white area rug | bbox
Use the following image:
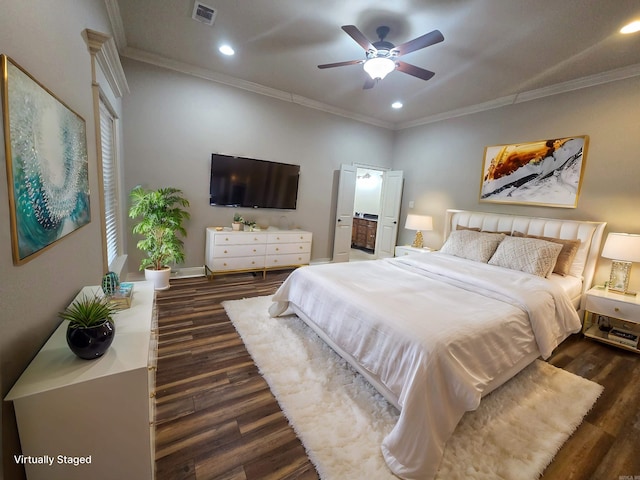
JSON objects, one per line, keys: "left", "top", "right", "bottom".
{"left": 222, "top": 295, "right": 603, "bottom": 480}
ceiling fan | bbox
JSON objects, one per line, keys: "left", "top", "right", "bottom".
{"left": 318, "top": 25, "right": 444, "bottom": 89}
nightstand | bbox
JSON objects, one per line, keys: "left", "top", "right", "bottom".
{"left": 394, "top": 245, "right": 432, "bottom": 257}
{"left": 583, "top": 287, "right": 640, "bottom": 353}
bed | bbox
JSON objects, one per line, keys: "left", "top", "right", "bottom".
{"left": 269, "top": 209, "right": 606, "bottom": 480}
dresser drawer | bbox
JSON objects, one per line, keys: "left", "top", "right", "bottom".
{"left": 214, "top": 233, "right": 267, "bottom": 246}
{"left": 267, "top": 232, "right": 312, "bottom": 244}
{"left": 213, "top": 244, "right": 267, "bottom": 257}
{"left": 265, "top": 252, "right": 310, "bottom": 268}
{"left": 211, "top": 256, "right": 265, "bottom": 271}
{"left": 266, "top": 242, "right": 311, "bottom": 255}
{"left": 585, "top": 295, "right": 640, "bottom": 322}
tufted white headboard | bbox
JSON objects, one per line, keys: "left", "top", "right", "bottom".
{"left": 445, "top": 209, "right": 607, "bottom": 311}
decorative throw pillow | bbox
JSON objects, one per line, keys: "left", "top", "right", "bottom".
{"left": 440, "top": 230, "right": 505, "bottom": 263}
{"left": 488, "top": 236, "right": 563, "bottom": 277}
{"left": 513, "top": 232, "right": 580, "bottom": 276}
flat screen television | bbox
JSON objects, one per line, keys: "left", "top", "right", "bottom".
{"left": 209, "top": 154, "right": 300, "bottom": 209}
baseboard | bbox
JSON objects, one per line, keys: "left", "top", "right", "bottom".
{"left": 171, "top": 266, "right": 206, "bottom": 278}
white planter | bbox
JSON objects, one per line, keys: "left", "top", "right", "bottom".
{"left": 144, "top": 266, "right": 172, "bottom": 290}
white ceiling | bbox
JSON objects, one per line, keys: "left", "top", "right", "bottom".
{"left": 109, "top": 0, "right": 640, "bottom": 129}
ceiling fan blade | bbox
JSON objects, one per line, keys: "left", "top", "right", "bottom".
{"left": 363, "top": 77, "right": 377, "bottom": 89}
{"left": 342, "top": 25, "right": 375, "bottom": 51}
{"left": 395, "top": 29, "right": 444, "bottom": 56}
{"left": 396, "top": 61, "right": 436, "bottom": 81}
{"left": 317, "top": 60, "right": 364, "bottom": 69}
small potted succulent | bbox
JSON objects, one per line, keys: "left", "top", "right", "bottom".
{"left": 59, "top": 294, "right": 119, "bottom": 360}
{"left": 232, "top": 213, "right": 244, "bottom": 231}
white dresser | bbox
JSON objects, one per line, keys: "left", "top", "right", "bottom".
{"left": 205, "top": 228, "right": 312, "bottom": 277}
{"left": 4, "top": 282, "right": 157, "bottom": 480}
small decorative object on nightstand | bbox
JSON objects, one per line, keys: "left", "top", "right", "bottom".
{"left": 395, "top": 245, "right": 432, "bottom": 257}
{"left": 582, "top": 286, "right": 640, "bottom": 353}
{"left": 404, "top": 214, "right": 433, "bottom": 248}
{"left": 600, "top": 232, "right": 640, "bottom": 294}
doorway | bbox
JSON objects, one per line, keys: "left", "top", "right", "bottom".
{"left": 331, "top": 164, "right": 403, "bottom": 263}
{"left": 351, "top": 167, "right": 384, "bottom": 261}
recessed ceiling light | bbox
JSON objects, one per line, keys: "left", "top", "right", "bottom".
{"left": 620, "top": 20, "right": 640, "bottom": 34}
{"left": 391, "top": 101, "right": 403, "bottom": 109}
{"left": 219, "top": 45, "right": 235, "bottom": 56}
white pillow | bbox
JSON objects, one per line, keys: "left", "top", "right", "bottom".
{"left": 440, "top": 230, "right": 505, "bottom": 263}
{"left": 488, "top": 236, "right": 563, "bottom": 277}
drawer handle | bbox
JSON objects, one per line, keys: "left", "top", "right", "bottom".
{"left": 253, "top": 249, "right": 256, "bottom": 252}
{"left": 254, "top": 237, "right": 258, "bottom": 241}
{"left": 225, "top": 237, "right": 229, "bottom": 241}
{"left": 274, "top": 259, "right": 278, "bottom": 263}
{"left": 224, "top": 250, "right": 228, "bottom": 254}
{"left": 277, "top": 237, "right": 280, "bottom": 240}
{"left": 223, "top": 262, "right": 227, "bottom": 266}
{"left": 276, "top": 247, "right": 279, "bottom": 251}
{"left": 614, "top": 307, "right": 620, "bottom": 312}
{"left": 251, "top": 261, "right": 255, "bottom": 265}
{"left": 299, "top": 246, "right": 303, "bottom": 249}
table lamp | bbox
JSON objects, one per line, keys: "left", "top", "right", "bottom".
{"left": 601, "top": 232, "right": 640, "bottom": 294}
{"left": 405, "top": 214, "right": 433, "bottom": 249}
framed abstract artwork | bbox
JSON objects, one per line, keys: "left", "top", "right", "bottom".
{"left": 1, "top": 55, "right": 90, "bottom": 265}
{"left": 479, "top": 135, "right": 588, "bottom": 208}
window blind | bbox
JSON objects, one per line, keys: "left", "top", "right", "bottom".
{"left": 99, "top": 99, "right": 119, "bottom": 267}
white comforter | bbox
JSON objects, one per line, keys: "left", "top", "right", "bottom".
{"left": 269, "top": 253, "right": 581, "bottom": 480}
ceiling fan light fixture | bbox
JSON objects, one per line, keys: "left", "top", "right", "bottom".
{"left": 363, "top": 57, "right": 396, "bottom": 80}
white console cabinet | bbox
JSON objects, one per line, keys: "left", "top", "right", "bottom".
{"left": 205, "top": 227, "right": 312, "bottom": 277}
{"left": 5, "top": 282, "right": 157, "bottom": 480}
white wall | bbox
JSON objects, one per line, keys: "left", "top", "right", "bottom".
{"left": 393, "top": 75, "right": 640, "bottom": 289}
{"left": 120, "top": 59, "right": 395, "bottom": 270}
{"left": 0, "top": 1, "right": 116, "bottom": 479}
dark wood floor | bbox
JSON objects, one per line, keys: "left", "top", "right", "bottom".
{"left": 154, "top": 272, "right": 640, "bottom": 480}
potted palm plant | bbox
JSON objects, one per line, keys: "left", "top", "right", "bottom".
{"left": 129, "top": 186, "right": 190, "bottom": 290}
{"left": 60, "top": 294, "right": 119, "bottom": 360}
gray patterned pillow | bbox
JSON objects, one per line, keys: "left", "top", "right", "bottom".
{"left": 488, "top": 236, "right": 563, "bottom": 277}
{"left": 440, "top": 230, "right": 506, "bottom": 263}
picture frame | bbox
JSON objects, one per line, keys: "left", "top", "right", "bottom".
{"left": 479, "top": 135, "right": 588, "bottom": 208}
{"left": 1, "top": 55, "right": 90, "bottom": 265}
{"left": 608, "top": 261, "right": 631, "bottom": 294}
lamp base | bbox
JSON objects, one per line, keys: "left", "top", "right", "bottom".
{"left": 411, "top": 231, "right": 424, "bottom": 249}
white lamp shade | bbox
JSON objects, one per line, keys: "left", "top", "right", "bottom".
{"left": 601, "top": 232, "right": 640, "bottom": 263}
{"left": 405, "top": 214, "right": 433, "bottom": 231}
{"left": 363, "top": 57, "right": 396, "bottom": 80}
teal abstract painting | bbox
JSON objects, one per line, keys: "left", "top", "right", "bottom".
{"left": 2, "top": 55, "right": 90, "bottom": 264}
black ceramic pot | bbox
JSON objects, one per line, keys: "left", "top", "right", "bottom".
{"left": 66, "top": 319, "right": 115, "bottom": 360}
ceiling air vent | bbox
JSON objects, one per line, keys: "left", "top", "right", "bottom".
{"left": 192, "top": 1, "right": 217, "bottom": 26}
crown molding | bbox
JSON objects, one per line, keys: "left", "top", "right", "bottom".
{"left": 104, "top": 0, "right": 127, "bottom": 51}
{"left": 84, "top": 29, "right": 129, "bottom": 97}
{"left": 397, "top": 62, "right": 640, "bottom": 130}
{"left": 120, "top": 47, "right": 394, "bottom": 130}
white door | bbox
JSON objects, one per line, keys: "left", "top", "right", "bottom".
{"left": 332, "top": 164, "right": 357, "bottom": 262}
{"left": 375, "top": 170, "right": 404, "bottom": 258}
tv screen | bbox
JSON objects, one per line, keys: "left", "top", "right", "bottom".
{"left": 209, "top": 154, "right": 300, "bottom": 209}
